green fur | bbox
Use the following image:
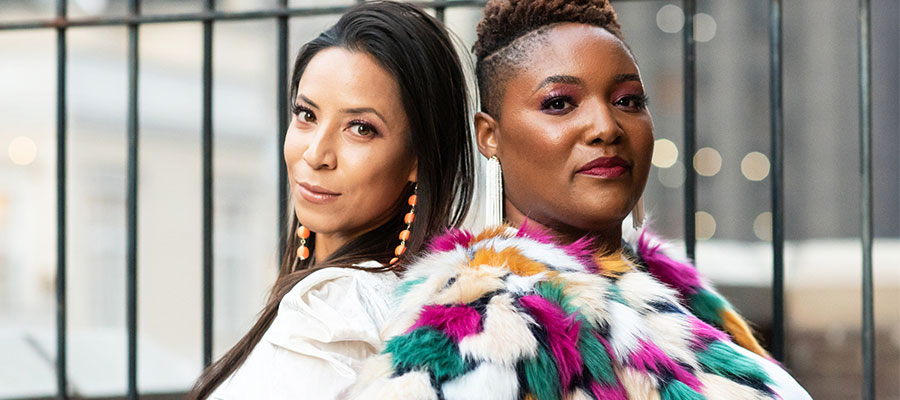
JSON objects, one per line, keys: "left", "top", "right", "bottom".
{"left": 607, "top": 284, "right": 628, "bottom": 305}
{"left": 384, "top": 327, "right": 466, "bottom": 381}
{"left": 578, "top": 326, "right": 616, "bottom": 385}
{"left": 535, "top": 280, "right": 577, "bottom": 314}
{"left": 697, "top": 341, "right": 770, "bottom": 383}
{"left": 661, "top": 380, "right": 706, "bottom": 400}
{"left": 522, "top": 344, "right": 562, "bottom": 400}
{"left": 394, "top": 276, "right": 427, "bottom": 299}
{"left": 688, "top": 289, "right": 729, "bottom": 326}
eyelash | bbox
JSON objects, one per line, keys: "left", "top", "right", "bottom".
{"left": 615, "top": 94, "right": 650, "bottom": 110}
{"left": 292, "top": 104, "right": 316, "bottom": 122}
{"left": 349, "top": 120, "right": 380, "bottom": 137}
{"left": 540, "top": 95, "right": 576, "bottom": 112}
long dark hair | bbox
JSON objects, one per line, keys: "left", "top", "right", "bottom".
{"left": 189, "top": 2, "right": 473, "bottom": 398}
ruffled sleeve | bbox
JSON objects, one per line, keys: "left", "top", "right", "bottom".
{"left": 211, "top": 264, "right": 398, "bottom": 400}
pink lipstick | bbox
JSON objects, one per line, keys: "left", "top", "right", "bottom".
{"left": 297, "top": 182, "right": 341, "bottom": 204}
{"left": 577, "top": 156, "right": 630, "bottom": 178}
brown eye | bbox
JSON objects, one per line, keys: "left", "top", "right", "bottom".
{"left": 540, "top": 95, "right": 576, "bottom": 114}
{"left": 301, "top": 110, "right": 316, "bottom": 123}
{"left": 350, "top": 122, "right": 378, "bottom": 137}
{"left": 548, "top": 99, "right": 568, "bottom": 110}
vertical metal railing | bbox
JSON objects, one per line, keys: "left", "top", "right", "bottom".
{"left": 0, "top": 0, "right": 881, "bottom": 398}
{"left": 277, "top": 0, "right": 290, "bottom": 262}
{"left": 857, "top": 0, "right": 875, "bottom": 399}
{"left": 682, "top": 0, "right": 696, "bottom": 262}
{"left": 125, "top": 1, "right": 141, "bottom": 399}
{"left": 769, "top": 0, "right": 785, "bottom": 362}
{"left": 201, "top": 0, "right": 216, "bottom": 368}
{"left": 54, "top": 0, "right": 68, "bottom": 398}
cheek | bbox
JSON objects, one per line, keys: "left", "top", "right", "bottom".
{"left": 346, "top": 147, "right": 413, "bottom": 197}
{"left": 283, "top": 128, "right": 306, "bottom": 165}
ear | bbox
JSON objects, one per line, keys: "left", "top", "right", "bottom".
{"left": 407, "top": 158, "right": 418, "bottom": 183}
{"left": 474, "top": 111, "right": 500, "bottom": 158}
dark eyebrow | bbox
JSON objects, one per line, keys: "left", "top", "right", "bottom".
{"left": 533, "top": 75, "right": 584, "bottom": 94}
{"left": 298, "top": 94, "right": 318, "bottom": 109}
{"left": 614, "top": 73, "right": 642, "bottom": 83}
{"left": 340, "top": 107, "right": 388, "bottom": 124}
{"left": 298, "top": 94, "right": 387, "bottom": 124}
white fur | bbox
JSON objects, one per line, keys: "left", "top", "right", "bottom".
{"left": 344, "top": 357, "right": 438, "bottom": 400}
{"left": 616, "top": 271, "right": 679, "bottom": 314}
{"left": 699, "top": 372, "right": 771, "bottom": 400}
{"left": 504, "top": 271, "right": 547, "bottom": 295}
{"left": 607, "top": 301, "right": 649, "bottom": 362}
{"left": 642, "top": 311, "right": 699, "bottom": 369}
{"left": 441, "top": 363, "right": 519, "bottom": 400}
{"left": 458, "top": 293, "right": 538, "bottom": 366}
{"left": 470, "top": 236, "right": 587, "bottom": 273}
{"left": 617, "top": 366, "right": 662, "bottom": 400}
{"left": 567, "top": 388, "right": 594, "bottom": 400}
{"left": 556, "top": 272, "right": 612, "bottom": 328}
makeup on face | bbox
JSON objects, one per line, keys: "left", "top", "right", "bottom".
{"left": 487, "top": 23, "right": 655, "bottom": 240}
{"left": 283, "top": 47, "right": 415, "bottom": 246}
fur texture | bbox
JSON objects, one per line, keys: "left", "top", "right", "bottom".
{"left": 347, "top": 226, "right": 780, "bottom": 399}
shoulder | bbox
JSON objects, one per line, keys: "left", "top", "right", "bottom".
{"left": 269, "top": 263, "right": 400, "bottom": 349}
{"left": 347, "top": 226, "right": 798, "bottom": 399}
{"left": 726, "top": 342, "right": 813, "bottom": 400}
{"left": 211, "top": 263, "right": 400, "bottom": 400}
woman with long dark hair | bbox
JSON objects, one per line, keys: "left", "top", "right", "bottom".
{"left": 346, "top": 0, "right": 810, "bottom": 399}
{"left": 190, "top": 2, "right": 473, "bottom": 398}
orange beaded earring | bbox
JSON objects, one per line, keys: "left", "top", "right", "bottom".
{"left": 390, "top": 185, "right": 417, "bottom": 265}
{"left": 296, "top": 225, "right": 311, "bottom": 260}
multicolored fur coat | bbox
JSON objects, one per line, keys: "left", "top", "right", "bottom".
{"left": 344, "top": 224, "right": 784, "bottom": 400}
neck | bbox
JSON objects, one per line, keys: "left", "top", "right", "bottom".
{"left": 504, "top": 200, "right": 623, "bottom": 254}
{"left": 313, "top": 232, "right": 350, "bottom": 261}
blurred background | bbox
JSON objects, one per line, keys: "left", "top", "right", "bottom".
{"left": 0, "top": 0, "right": 897, "bottom": 399}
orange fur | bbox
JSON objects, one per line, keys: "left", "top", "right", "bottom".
{"left": 471, "top": 247, "right": 547, "bottom": 276}
{"left": 594, "top": 251, "right": 634, "bottom": 277}
{"left": 720, "top": 308, "right": 770, "bottom": 358}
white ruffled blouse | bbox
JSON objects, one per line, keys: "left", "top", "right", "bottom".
{"left": 209, "top": 262, "right": 399, "bottom": 400}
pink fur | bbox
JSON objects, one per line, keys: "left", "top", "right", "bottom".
{"left": 630, "top": 340, "right": 704, "bottom": 392}
{"left": 519, "top": 294, "right": 583, "bottom": 389}
{"left": 590, "top": 381, "right": 628, "bottom": 400}
{"left": 561, "top": 236, "right": 598, "bottom": 273}
{"left": 515, "top": 220, "right": 557, "bottom": 245}
{"left": 597, "top": 334, "right": 617, "bottom": 363}
{"left": 427, "top": 228, "right": 474, "bottom": 253}
{"left": 409, "top": 304, "right": 482, "bottom": 342}
{"left": 637, "top": 230, "right": 701, "bottom": 295}
{"left": 690, "top": 317, "right": 728, "bottom": 347}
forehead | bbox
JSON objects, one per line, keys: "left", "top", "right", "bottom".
{"left": 298, "top": 47, "right": 402, "bottom": 103}
{"left": 512, "top": 23, "right": 638, "bottom": 86}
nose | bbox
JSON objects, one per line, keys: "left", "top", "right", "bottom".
{"left": 584, "top": 102, "right": 624, "bottom": 146}
{"left": 302, "top": 125, "right": 338, "bottom": 170}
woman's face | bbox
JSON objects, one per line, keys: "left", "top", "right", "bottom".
{"left": 285, "top": 47, "right": 416, "bottom": 244}
{"left": 478, "top": 23, "right": 654, "bottom": 236}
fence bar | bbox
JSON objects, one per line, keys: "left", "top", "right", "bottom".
{"left": 0, "top": 1, "right": 488, "bottom": 31}
{"left": 858, "top": 0, "right": 875, "bottom": 398}
{"left": 202, "top": 0, "right": 215, "bottom": 368}
{"left": 126, "top": 0, "right": 141, "bottom": 398}
{"left": 277, "top": 0, "right": 289, "bottom": 261}
{"left": 55, "top": 0, "right": 68, "bottom": 398}
{"left": 682, "top": 0, "right": 696, "bottom": 261}
{"left": 768, "top": 0, "right": 785, "bottom": 362}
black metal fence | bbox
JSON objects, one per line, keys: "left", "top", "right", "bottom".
{"left": 0, "top": 0, "right": 877, "bottom": 399}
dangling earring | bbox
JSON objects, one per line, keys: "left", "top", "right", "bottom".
{"left": 632, "top": 197, "right": 645, "bottom": 229}
{"left": 296, "top": 225, "right": 311, "bottom": 260}
{"left": 390, "top": 184, "right": 417, "bottom": 265}
{"left": 485, "top": 155, "right": 504, "bottom": 226}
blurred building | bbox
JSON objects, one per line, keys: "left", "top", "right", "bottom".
{"left": 0, "top": 0, "right": 897, "bottom": 398}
